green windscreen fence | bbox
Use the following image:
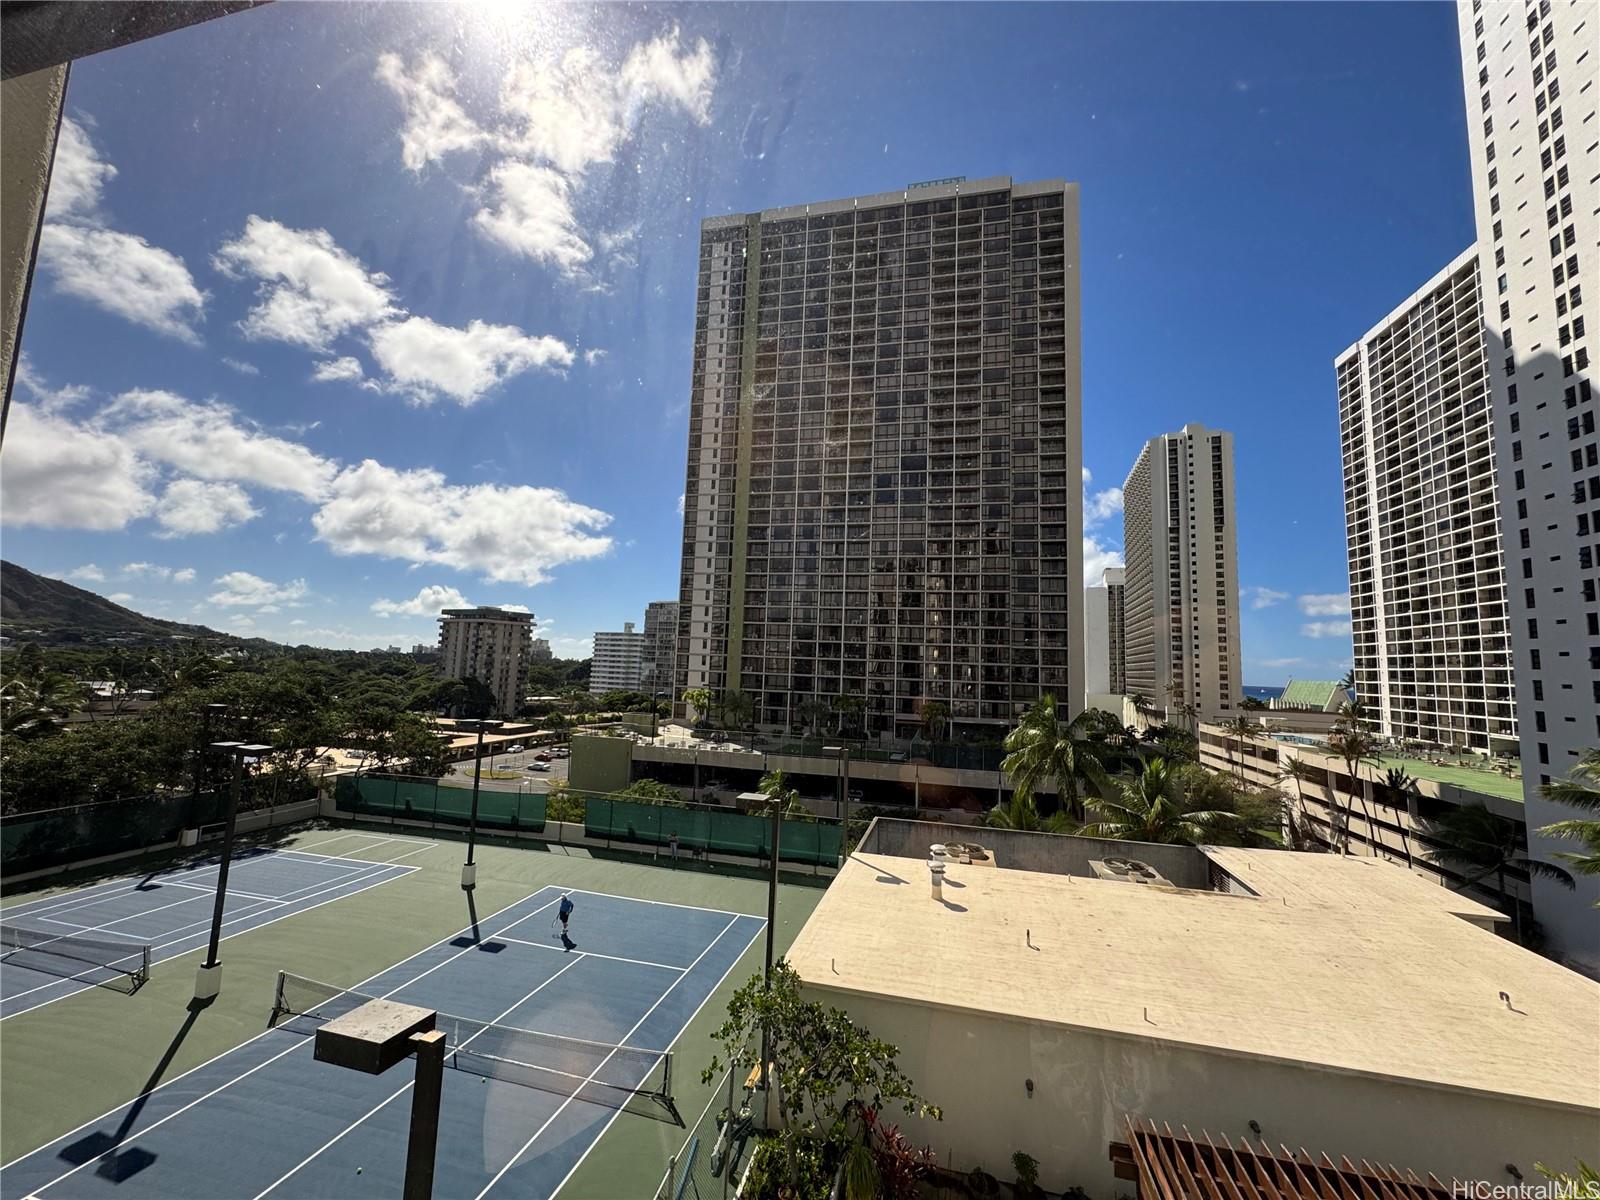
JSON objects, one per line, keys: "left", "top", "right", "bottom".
{"left": 583, "top": 797, "right": 840, "bottom": 866}
{"left": 3, "top": 790, "right": 235, "bottom": 876}
{"left": 333, "top": 776, "right": 546, "bottom": 834}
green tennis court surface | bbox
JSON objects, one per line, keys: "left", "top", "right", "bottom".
{"left": 0, "top": 823, "right": 823, "bottom": 1199}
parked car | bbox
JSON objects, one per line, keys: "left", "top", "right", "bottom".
{"left": 528, "top": 761, "right": 550, "bottom": 772}
{"left": 506, "top": 743, "right": 525, "bottom": 754}
{"left": 552, "top": 747, "right": 570, "bottom": 758}
{"left": 535, "top": 751, "right": 551, "bottom": 762}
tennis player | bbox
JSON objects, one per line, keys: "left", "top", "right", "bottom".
{"left": 558, "top": 893, "right": 574, "bottom": 933}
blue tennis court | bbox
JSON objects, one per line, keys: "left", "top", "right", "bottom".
{"left": 1, "top": 833, "right": 433, "bottom": 1020}
{"left": 0, "top": 885, "right": 765, "bottom": 1199}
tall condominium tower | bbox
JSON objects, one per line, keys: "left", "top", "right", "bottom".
{"left": 641, "top": 600, "right": 679, "bottom": 693}
{"left": 1121, "top": 423, "right": 1241, "bottom": 719}
{"left": 437, "top": 607, "right": 533, "bottom": 717}
{"left": 1336, "top": 249, "right": 1517, "bottom": 754}
{"left": 1455, "top": 0, "right": 1599, "bottom": 969}
{"left": 1104, "top": 566, "right": 1127, "bottom": 695}
{"left": 590, "top": 622, "right": 645, "bottom": 695}
{"left": 673, "top": 176, "right": 1083, "bottom": 736}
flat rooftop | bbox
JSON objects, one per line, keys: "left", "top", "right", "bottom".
{"left": 787, "top": 848, "right": 1599, "bottom": 1114}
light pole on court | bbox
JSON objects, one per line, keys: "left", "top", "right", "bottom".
{"left": 195, "top": 740, "right": 272, "bottom": 1001}
{"left": 824, "top": 743, "right": 852, "bottom": 864}
{"left": 456, "top": 719, "right": 501, "bottom": 890}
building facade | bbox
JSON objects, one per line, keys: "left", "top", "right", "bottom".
{"left": 641, "top": 600, "right": 678, "bottom": 694}
{"left": 1120, "top": 423, "right": 1241, "bottom": 719}
{"left": 436, "top": 607, "right": 533, "bottom": 718}
{"left": 528, "top": 638, "right": 553, "bottom": 662}
{"left": 1336, "top": 248, "right": 1517, "bottom": 754}
{"left": 1083, "top": 577, "right": 1110, "bottom": 697}
{"left": 1454, "top": 0, "right": 1599, "bottom": 970}
{"left": 1104, "top": 566, "right": 1126, "bottom": 695}
{"left": 590, "top": 622, "right": 645, "bottom": 694}
{"left": 673, "top": 175, "right": 1084, "bottom": 735}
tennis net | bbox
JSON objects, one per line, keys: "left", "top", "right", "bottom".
{"left": 0, "top": 920, "right": 152, "bottom": 990}
{"left": 270, "top": 972, "right": 674, "bottom": 1109}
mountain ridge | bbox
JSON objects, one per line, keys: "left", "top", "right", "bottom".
{"left": 1, "top": 561, "right": 271, "bottom": 647}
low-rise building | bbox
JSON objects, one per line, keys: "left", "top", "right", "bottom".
{"left": 787, "top": 819, "right": 1598, "bottom": 1196}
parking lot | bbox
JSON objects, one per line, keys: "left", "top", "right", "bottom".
{"left": 443, "top": 745, "right": 570, "bottom": 792}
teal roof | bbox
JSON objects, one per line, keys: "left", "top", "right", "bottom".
{"left": 1276, "top": 679, "right": 1344, "bottom": 710}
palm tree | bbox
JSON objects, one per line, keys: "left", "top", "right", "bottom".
{"left": 795, "top": 696, "right": 831, "bottom": 739}
{"left": 1381, "top": 766, "right": 1419, "bottom": 868}
{"left": 1538, "top": 748, "right": 1600, "bottom": 902}
{"left": 1079, "top": 758, "right": 1256, "bottom": 846}
{"left": 1424, "top": 803, "right": 1574, "bottom": 942}
{"left": 720, "top": 688, "right": 755, "bottom": 732}
{"left": 0, "top": 672, "right": 89, "bottom": 739}
{"left": 832, "top": 695, "right": 865, "bottom": 738}
{"left": 1000, "top": 693, "right": 1109, "bottom": 817}
{"left": 984, "top": 793, "right": 1075, "bottom": 833}
{"left": 1276, "top": 758, "right": 1326, "bottom": 851}
{"left": 1323, "top": 725, "right": 1378, "bottom": 855}
{"left": 1129, "top": 692, "right": 1151, "bottom": 720}
{"left": 919, "top": 700, "right": 951, "bottom": 746}
{"left": 1221, "top": 715, "right": 1258, "bottom": 782}
{"left": 1176, "top": 701, "right": 1199, "bottom": 736}
{"left": 1163, "top": 680, "right": 1184, "bottom": 724}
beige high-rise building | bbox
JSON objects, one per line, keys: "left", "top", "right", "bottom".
{"left": 437, "top": 607, "right": 533, "bottom": 718}
{"left": 1454, "top": 0, "right": 1599, "bottom": 971}
{"left": 641, "top": 600, "right": 678, "bottom": 694}
{"left": 1121, "top": 424, "right": 1240, "bottom": 719}
{"left": 673, "top": 175, "right": 1084, "bottom": 736}
{"left": 1336, "top": 248, "right": 1517, "bottom": 754}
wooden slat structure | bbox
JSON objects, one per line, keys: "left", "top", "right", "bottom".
{"left": 1110, "top": 1116, "right": 1460, "bottom": 1200}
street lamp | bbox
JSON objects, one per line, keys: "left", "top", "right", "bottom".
{"left": 824, "top": 744, "right": 852, "bottom": 865}
{"left": 194, "top": 740, "right": 271, "bottom": 1001}
{"left": 455, "top": 719, "right": 501, "bottom": 890}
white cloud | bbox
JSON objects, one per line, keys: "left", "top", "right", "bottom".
{"left": 1242, "top": 586, "right": 1289, "bottom": 610}
{"left": 498, "top": 603, "right": 532, "bottom": 613}
{"left": 13, "top": 355, "right": 92, "bottom": 413}
{"left": 313, "top": 460, "right": 612, "bottom": 585}
{"left": 311, "top": 356, "right": 366, "bottom": 384}
{"left": 107, "top": 592, "right": 134, "bottom": 604}
{"left": 102, "top": 389, "right": 338, "bottom": 501}
{"left": 154, "top": 479, "right": 260, "bottom": 537}
{"left": 38, "top": 223, "right": 206, "bottom": 344}
{"left": 1298, "top": 593, "right": 1351, "bottom": 617}
{"left": 548, "top": 634, "right": 594, "bottom": 659}
{"left": 289, "top": 618, "right": 307, "bottom": 626}
{"left": 66, "top": 564, "right": 107, "bottom": 583}
{"left": 1084, "top": 485, "right": 1123, "bottom": 527}
{"left": 121, "top": 562, "right": 170, "bottom": 579}
{"left": 583, "top": 348, "right": 607, "bottom": 366}
{"left": 375, "top": 52, "right": 487, "bottom": 170}
{"left": 221, "top": 357, "right": 260, "bottom": 376}
{"left": 367, "top": 316, "right": 573, "bottom": 405}
{"left": 1083, "top": 535, "right": 1124, "bottom": 582}
{"left": 677, "top": 493, "right": 686, "bottom": 516}
{"left": 213, "top": 216, "right": 397, "bottom": 351}
{"left": 173, "top": 568, "right": 197, "bottom": 584}
{"left": 1300, "top": 620, "right": 1353, "bottom": 639}
{"left": 208, "top": 571, "right": 309, "bottom": 608}
{"left": 371, "top": 584, "right": 472, "bottom": 617}
{"left": 0, "top": 403, "right": 157, "bottom": 530}
{"left": 46, "top": 116, "right": 117, "bottom": 222}
{"left": 472, "top": 162, "right": 592, "bottom": 274}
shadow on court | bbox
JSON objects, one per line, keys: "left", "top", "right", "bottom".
{"left": 57, "top": 997, "right": 213, "bottom": 1182}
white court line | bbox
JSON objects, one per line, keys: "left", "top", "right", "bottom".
{"left": 144, "top": 878, "right": 284, "bottom": 903}
{"left": 12, "top": 887, "right": 564, "bottom": 1196}
{"left": 0, "top": 861, "right": 421, "bottom": 1017}
{"left": 252, "top": 952, "right": 588, "bottom": 1199}
{"left": 475, "top": 914, "right": 742, "bottom": 1200}
{"left": 491, "top": 935, "right": 686, "bottom": 973}
{"left": 566, "top": 887, "right": 755, "bottom": 922}
{"left": 542, "top": 915, "right": 765, "bottom": 1200}
{"left": 270, "top": 849, "right": 381, "bottom": 872}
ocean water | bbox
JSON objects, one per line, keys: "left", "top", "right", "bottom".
{"left": 1243, "top": 685, "right": 1285, "bottom": 703}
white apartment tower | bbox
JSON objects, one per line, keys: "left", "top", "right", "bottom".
{"left": 437, "top": 607, "right": 533, "bottom": 718}
{"left": 1121, "top": 424, "right": 1241, "bottom": 720}
{"left": 1336, "top": 249, "right": 1517, "bottom": 754}
{"left": 1455, "top": 0, "right": 1599, "bottom": 969}
{"left": 590, "top": 622, "right": 646, "bottom": 694}
{"left": 641, "top": 600, "right": 679, "bottom": 694}
{"left": 674, "top": 176, "right": 1084, "bottom": 735}
{"left": 1082, "top": 566, "right": 1125, "bottom": 700}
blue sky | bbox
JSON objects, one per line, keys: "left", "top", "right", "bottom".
{"left": 3, "top": 2, "right": 1475, "bottom": 683}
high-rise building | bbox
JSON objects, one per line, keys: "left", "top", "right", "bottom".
{"left": 591, "top": 621, "right": 645, "bottom": 694}
{"left": 437, "top": 607, "right": 533, "bottom": 718}
{"left": 641, "top": 600, "right": 678, "bottom": 694}
{"left": 1454, "top": 0, "right": 1599, "bottom": 970}
{"left": 529, "top": 638, "right": 553, "bottom": 662}
{"left": 1336, "top": 248, "right": 1517, "bottom": 754}
{"left": 673, "top": 175, "right": 1084, "bottom": 735}
{"left": 1121, "top": 423, "right": 1240, "bottom": 719}
{"left": 1104, "top": 566, "right": 1126, "bottom": 695}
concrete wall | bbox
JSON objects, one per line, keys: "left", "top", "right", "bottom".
{"left": 567, "top": 734, "right": 633, "bottom": 794}
{"left": 809, "top": 986, "right": 1597, "bottom": 1196}
{"left": 860, "top": 819, "right": 1209, "bottom": 889}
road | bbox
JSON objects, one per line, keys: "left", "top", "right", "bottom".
{"left": 442, "top": 749, "right": 570, "bottom": 793}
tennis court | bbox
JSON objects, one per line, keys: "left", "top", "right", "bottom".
{"left": 0, "top": 884, "right": 765, "bottom": 1199}
{"left": 1, "top": 833, "right": 432, "bottom": 1020}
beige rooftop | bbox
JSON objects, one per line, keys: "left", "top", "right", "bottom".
{"left": 787, "top": 849, "right": 1600, "bottom": 1114}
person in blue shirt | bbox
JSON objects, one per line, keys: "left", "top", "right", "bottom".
{"left": 558, "top": 893, "right": 574, "bottom": 934}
